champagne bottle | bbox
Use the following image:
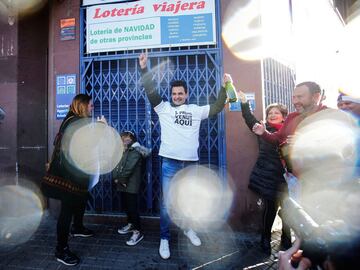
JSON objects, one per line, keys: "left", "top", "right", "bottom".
{"left": 225, "top": 81, "right": 238, "bottom": 103}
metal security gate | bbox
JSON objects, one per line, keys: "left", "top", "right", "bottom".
{"left": 262, "top": 58, "right": 296, "bottom": 111}
{"left": 80, "top": 1, "right": 225, "bottom": 216}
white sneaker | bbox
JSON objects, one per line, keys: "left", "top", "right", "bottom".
{"left": 184, "top": 229, "right": 201, "bottom": 246}
{"left": 159, "top": 239, "right": 170, "bottom": 259}
{"left": 126, "top": 231, "right": 144, "bottom": 246}
{"left": 117, "top": 223, "right": 134, "bottom": 235}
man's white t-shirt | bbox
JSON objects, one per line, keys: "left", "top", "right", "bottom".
{"left": 154, "top": 101, "right": 210, "bottom": 161}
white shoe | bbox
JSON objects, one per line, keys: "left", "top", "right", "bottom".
{"left": 184, "top": 229, "right": 201, "bottom": 246}
{"left": 126, "top": 231, "right": 144, "bottom": 246}
{"left": 117, "top": 223, "right": 134, "bottom": 235}
{"left": 159, "top": 239, "right": 170, "bottom": 259}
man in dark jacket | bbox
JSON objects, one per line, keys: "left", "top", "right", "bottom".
{"left": 252, "top": 81, "right": 327, "bottom": 177}
{"left": 112, "top": 131, "right": 151, "bottom": 246}
{"left": 253, "top": 82, "right": 326, "bottom": 145}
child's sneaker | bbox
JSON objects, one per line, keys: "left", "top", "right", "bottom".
{"left": 126, "top": 231, "right": 144, "bottom": 246}
{"left": 117, "top": 223, "right": 134, "bottom": 235}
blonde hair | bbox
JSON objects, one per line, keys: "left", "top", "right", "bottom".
{"left": 69, "top": 94, "right": 92, "bottom": 117}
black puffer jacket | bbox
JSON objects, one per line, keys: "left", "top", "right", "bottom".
{"left": 241, "top": 102, "right": 287, "bottom": 200}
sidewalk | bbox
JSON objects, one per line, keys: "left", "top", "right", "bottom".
{"left": 0, "top": 213, "right": 282, "bottom": 270}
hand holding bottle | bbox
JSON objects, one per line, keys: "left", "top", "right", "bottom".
{"left": 223, "top": 73, "right": 233, "bottom": 86}
{"left": 223, "top": 73, "right": 238, "bottom": 103}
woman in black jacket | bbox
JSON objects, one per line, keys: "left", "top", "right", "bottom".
{"left": 42, "top": 94, "right": 96, "bottom": 266}
{"left": 238, "top": 91, "right": 291, "bottom": 254}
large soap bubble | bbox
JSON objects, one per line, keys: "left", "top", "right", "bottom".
{"left": 61, "top": 119, "right": 123, "bottom": 175}
{"left": 0, "top": 182, "right": 44, "bottom": 253}
{"left": 166, "top": 165, "right": 234, "bottom": 232}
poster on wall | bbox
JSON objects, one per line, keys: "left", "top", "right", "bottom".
{"left": 229, "top": 93, "right": 256, "bottom": 112}
{"left": 60, "top": 18, "right": 76, "bottom": 41}
{"left": 86, "top": 0, "right": 216, "bottom": 53}
{"left": 56, "top": 74, "right": 76, "bottom": 119}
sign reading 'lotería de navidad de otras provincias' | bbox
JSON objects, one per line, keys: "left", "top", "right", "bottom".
{"left": 85, "top": 0, "right": 216, "bottom": 53}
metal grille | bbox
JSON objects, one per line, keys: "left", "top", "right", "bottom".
{"left": 80, "top": 1, "right": 225, "bottom": 216}
{"left": 0, "top": 23, "right": 17, "bottom": 57}
{"left": 262, "top": 58, "right": 296, "bottom": 111}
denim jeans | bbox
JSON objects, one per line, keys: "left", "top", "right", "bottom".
{"left": 284, "top": 172, "right": 301, "bottom": 202}
{"left": 160, "top": 157, "right": 196, "bottom": 240}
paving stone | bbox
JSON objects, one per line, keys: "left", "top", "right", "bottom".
{"left": 0, "top": 216, "right": 282, "bottom": 270}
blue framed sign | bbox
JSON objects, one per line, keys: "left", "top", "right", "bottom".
{"left": 56, "top": 74, "right": 76, "bottom": 119}
{"left": 229, "top": 93, "right": 256, "bottom": 112}
{"left": 86, "top": 0, "right": 216, "bottom": 53}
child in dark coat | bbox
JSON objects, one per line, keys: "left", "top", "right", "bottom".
{"left": 112, "top": 131, "right": 151, "bottom": 246}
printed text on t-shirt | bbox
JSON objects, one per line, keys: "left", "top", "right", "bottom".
{"left": 174, "top": 111, "right": 192, "bottom": 126}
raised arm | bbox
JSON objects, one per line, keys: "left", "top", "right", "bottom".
{"left": 238, "top": 90, "right": 259, "bottom": 131}
{"left": 251, "top": 120, "right": 282, "bottom": 144}
{"left": 239, "top": 91, "right": 282, "bottom": 144}
{"left": 208, "top": 73, "right": 231, "bottom": 117}
{"left": 139, "top": 52, "right": 162, "bottom": 107}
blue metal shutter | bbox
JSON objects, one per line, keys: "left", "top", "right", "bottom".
{"left": 80, "top": 0, "right": 225, "bottom": 216}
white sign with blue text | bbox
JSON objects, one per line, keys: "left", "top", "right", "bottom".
{"left": 86, "top": 0, "right": 216, "bottom": 53}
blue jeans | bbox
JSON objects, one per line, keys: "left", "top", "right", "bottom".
{"left": 160, "top": 157, "right": 196, "bottom": 240}
{"left": 285, "top": 172, "right": 301, "bottom": 202}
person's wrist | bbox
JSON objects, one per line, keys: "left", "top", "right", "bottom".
{"left": 239, "top": 95, "right": 247, "bottom": 103}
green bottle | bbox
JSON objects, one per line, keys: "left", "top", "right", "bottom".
{"left": 225, "top": 81, "right": 238, "bottom": 103}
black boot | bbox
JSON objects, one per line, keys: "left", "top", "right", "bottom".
{"left": 280, "top": 235, "right": 292, "bottom": 250}
{"left": 70, "top": 225, "right": 94, "bottom": 238}
{"left": 55, "top": 246, "right": 80, "bottom": 266}
{"left": 260, "top": 236, "right": 271, "bottom": 255}
{"left": 278, "top": 208, "right": 292, "bottom": 250}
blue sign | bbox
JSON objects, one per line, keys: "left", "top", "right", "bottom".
{"left": 56, "top": 74, "right": 76, "bottom": 119}
{"left": 229, "top": 93, "right": 256, "bottom": 112}
{"left": 229, "top": 101, "right": 241, "bottom": 112}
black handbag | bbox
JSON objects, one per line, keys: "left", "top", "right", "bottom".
{"left": 41, "top": 173, "right": 87, "bottom": 200}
